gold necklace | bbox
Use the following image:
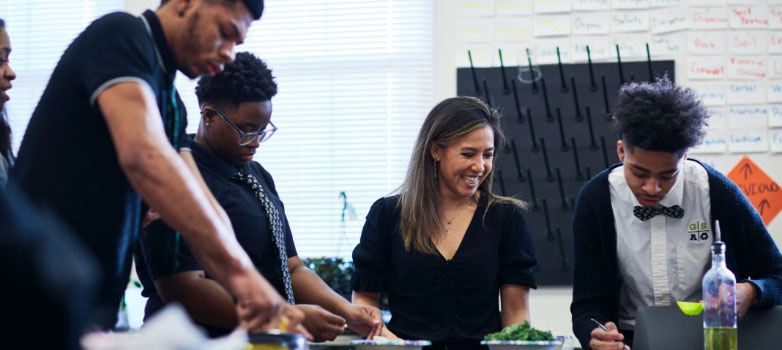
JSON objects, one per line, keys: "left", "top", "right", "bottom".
{"left": 444, "top": 198, "right": 472, "bottom": 236}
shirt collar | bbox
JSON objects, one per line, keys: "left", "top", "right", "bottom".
{"left": 140, "top": 10, "right": 177, "bottom": 78}
{"left": 188, "top": 135, "right": 249, "bottom": 180}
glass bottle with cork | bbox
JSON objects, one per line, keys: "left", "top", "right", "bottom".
{"left": 702, "top": 220, "right": 737, "bottom": 350}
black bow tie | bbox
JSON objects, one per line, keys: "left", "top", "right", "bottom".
{"left": 633, "top": 205, "right": 685, "bottom": 221}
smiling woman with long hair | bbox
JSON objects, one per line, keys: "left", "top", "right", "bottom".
{"left": 351, "top": 96, "right": 538, "bottom": 349}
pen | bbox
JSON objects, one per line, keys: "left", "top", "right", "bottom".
{"left": 590, "top": 318, "right": 630, "bottom": 349}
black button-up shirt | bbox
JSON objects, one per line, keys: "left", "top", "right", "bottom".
{"left": 12, "top": 10, "right": 188, "bottom": 328}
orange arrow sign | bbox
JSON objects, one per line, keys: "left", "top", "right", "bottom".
{"left": 727, "top": 156, "right": 782, "bottom": 225}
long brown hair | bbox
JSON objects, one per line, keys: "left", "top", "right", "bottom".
{"left": 397, "top": 96, "right": 526, "bottom": 254}
{"left": 0, "top": 19, "right": 13, "bottom": 165}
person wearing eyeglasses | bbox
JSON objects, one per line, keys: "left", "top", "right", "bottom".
{"left": 137, "top": 52, "right": 383, "bottom": 340}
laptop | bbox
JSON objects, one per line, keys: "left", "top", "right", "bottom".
{"left": 633, "top": 305, "right": 782, "bottom": 350}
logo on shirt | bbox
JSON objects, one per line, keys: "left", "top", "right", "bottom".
{"left": 688, "top": 221, "right": 710, "bottom": 242}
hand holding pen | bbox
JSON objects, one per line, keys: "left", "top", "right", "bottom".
{"left": 590, "top": 318, "right": 630, "bottom": 350}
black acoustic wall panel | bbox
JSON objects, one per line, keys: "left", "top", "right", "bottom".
{"left": 457, "top": 57, "right": 675, "bottom": 286}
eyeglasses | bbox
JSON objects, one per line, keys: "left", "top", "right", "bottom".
{"left": 207, "top": 106, "right": 277, "bottom": 146}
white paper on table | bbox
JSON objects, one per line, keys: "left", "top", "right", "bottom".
{"left": 688, "top": 56, "right": 726, "bottom": 79}
{"left": 687, "top": 31, "right": 726, "bottom": 55}
{"left": 691, "top": 130, "right": 728, "bottom": 154}
{"left": 649, "top": 32, "right": 686, "bottom": 56}
{"left": 770, "top": 130, "right": 782, "bottom": 153}
{"left": 534, "top": 38, "right": 572, "bottom": 63}
{"left": 535, "top": 0, "right": 572, "bottom": 13}
{"left": 650, "top": 0, "right": 683, "bottom": 7}
{"left": 727, "top": 56, "right": 766, "bottom": 80}
{"left": 458, "top": 19, "right": 495, "bottom": 43}
{"left": 727, "top": 82, "right": 766, "bottom": 105}
{"left": 573, "top": 0, "right": 609, "bottom": 11}
{"left": 727, "top": 31, "right": 767, "bottom": 54}
{"left": 728, "top": 106, "right": 768, "bottom": 128}
{"left": 770, "top": 105, "right": 782, "bottom": 127}
{"left": 770, "top": 32, "right": 782, "bottom": 53}
{"left": 534, "top": 15, "right": 572, "bottom": 37}
{"left": 690, "top": 0, "right": 725, "bottom": 6}
{"left": 456, "top": 45, "right": 495, "bottom": 67}
{"left": 497, "top": 0, "right": 534, "bottom": 15}
{"left": 707, "top": 107, "right": 728, "bottom": 129}
{"left": 495, "top": 18, "right": 534, "bottom": 42}
{"left": 729, "top": 129, "right": 768, "bottom": 153}
{"left": 612, "top": 0, "right": 649, "bottom": 10}
{"left": 571, "top": 37, "right": 611, "bottom": 61}
{"left": 689, "top": 83, "right": 727, "bottom": 106}
{"left": 769, "top": 56, "right": 782, "bottom": 79}
{"left": 573, "top": 12, "right": 610, "bottom": 35}
{"left": 459, "top": 0, "right": 495, "bottom": 16}
{"left": 611, "top": 34, "right": 652, "bottom": 58}
{"left": 651, "top": 8, "right": 690, "bottom": 34}
{"left": 612, "top": 11, "right": 650, "bottom": 32}
{"left": 689, "top": 7, "right": 729, "bottom": 29}
{"left": 769, "top": 82, "right": 782, "bottom": 104}
{"left": 729, "top": 6, "right": 770, "bottom": 29}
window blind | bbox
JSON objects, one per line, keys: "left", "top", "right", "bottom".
{"left": 175, "top": 0, "right": 435, "bottom": 258}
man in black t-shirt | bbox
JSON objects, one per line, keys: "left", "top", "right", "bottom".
{"left": 11, "top": 0, "right": 304, "bottom": 333}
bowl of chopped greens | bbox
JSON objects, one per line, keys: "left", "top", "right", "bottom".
{"left": 481, "top": 322, "right": 565, "bottom": 350}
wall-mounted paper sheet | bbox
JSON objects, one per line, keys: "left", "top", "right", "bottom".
{"left": 692, "top": 130, "right": 728, "bottom": 154}
{"left": 689, "top": 57, "right": 726, "bottom": 79}
{"left": 534, "top": 15, "right": 572, "bottom": 37}
{"left": 769, "top": 56, "right": 782, "bottom": 79}
{"left": 689, "top": 83, "right": 727, "bottom": 106}
{"left": 573, "top": 0, "right": 609, "bottom": 11}
{"left": 771, "top": 130, "right": 782, "bottom": 153}
{"left": 690, "top": 0, "right": 725, "bottom": 5}
{"left": 535, "top": 0, "right": 572, "bottom": 14}
{"left": 771, "top": 7, "right": 782, "bottom": 28}
{"left": 770, "top": 32, "right": 782, "bottom": 53}
{"left": 612, "top": 11, "right": 650, "bottom": 33}
{"left": 573, "top": 12, "right": 610, "bottom": 35}
{"left": 612, "top": 0, "right": 649, "bottom": 10}
{"left": 770, "top": 82, "right": 782, "bottom": 104}
{"left": 571, "top": 37, "right": 611, "bottom": 61}
{"left": 730, "top": 129, "right": 768, "bottom": 153}
{"left": 497, "top": 0, "right": 534, "bottom": 15}
{"left": 459, "top": 0, "right": 495, "bottom": 16}
{"left": 728, "top": 31, "right": 767, "bottom": 54}
{"left": 534, "top": 38, "right": 572, "bottom": 63}
{"left": 770, "top": 105, "right": 782, "bottom": 127}
{"left": 651, "top": 9, "right": 689, "bottom": 34}
{"left": 498, "top": 45, "right": 526, "bottom": 66}
{"left": 727, "top": 56, "right": 766, "bottom": 80}
{"left": 690, "top": 7, "right": 729, "bottom": 30}
{"left": 495, "top": 18, "right": 534, "bottom": 42}
{"left": 729, "top": 6, "right": 770, "bottom": 29}
{"left": 456, "top": 45, "right": 495, "bottom": 67}
{"left": 727, "top": 82, "right": 766, "bottom": 105}
{"left": 707, "top": 107, "right": 728, "bottom": 129}
{"left": 649, "top": 32, "right": 686, "bottom": 56}
{"left": 611, "top": 34, "right": 652, "bottom": 58}
{"left": 727, "top": 0, "right": 766, "bottom": 4}
{"left": 729, "top": 106, "right": 769, "bottom": 128}
{"left": 458, "top": 19, "right": 495, "bottom": 42}
{"left": 650, "top": 0, "right": 683, "bottom": 7}
{"left": 687, "top": 31, "right": 726, "bottom": 55}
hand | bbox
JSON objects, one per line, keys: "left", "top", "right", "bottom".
{"left": 230, "top": 269, "right": 289, "bottom": 332}
{"left": 296, "top": 304, "right": 346, "bottom": 342}
{"left": 142, "top": 208, "right": 161, "bottom": 228}
{"left": 589, "top": 322, "right": 629, "bottom": 350}
{"left": 736, "top": 282, "right": 759, "bottom": 320}
{"left": 342, "top": 304, "right": 384, "bottom": 339}
{"left": 284, "top": 304, "right": 313, "bottom": 341}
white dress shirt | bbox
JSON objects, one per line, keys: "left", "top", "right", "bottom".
{"left": 609, "top": 160, "right": 712, "bottom": 330}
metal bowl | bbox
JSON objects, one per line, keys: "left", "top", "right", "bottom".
{"left": 248, "top": 331, "right": 309, "bottom": 350}
{"left": 480, "top": 336, "right": 566, "bottom": 350}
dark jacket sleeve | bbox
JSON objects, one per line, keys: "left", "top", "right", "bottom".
{"left": 351, "top": 197, "right": 393, "bottom": 292}
{"left": 707, "top": 164, "right": 782, "bottom": 309}
{"left": 571, "top": 171, "right": 619, "bottom": 349}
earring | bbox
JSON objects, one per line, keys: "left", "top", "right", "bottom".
{"left": 433, "top": 159, "right": 439, "bottom": 179}
{"left": 205, "top": 122, "right": 210, "bottom": 127}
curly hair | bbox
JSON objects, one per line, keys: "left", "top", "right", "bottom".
{"left": 611, "top": 76, "right": 709, "bottom": 155}
{"left": 195, "top": 52, "right": 277, "bottom": 109}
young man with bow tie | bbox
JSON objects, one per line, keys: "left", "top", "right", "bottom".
{"left": 569, "top": 77, "right": 782, "bottom": 350}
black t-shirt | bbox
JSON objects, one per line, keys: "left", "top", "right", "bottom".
{"left": 351, "top": 195, "right": 537, "bottom": 347}
{"left": 137, "top": 137, "right": 297, "bottom": 337}
{"left": 12, "top": 10, "right": 188, "bottom": 328}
